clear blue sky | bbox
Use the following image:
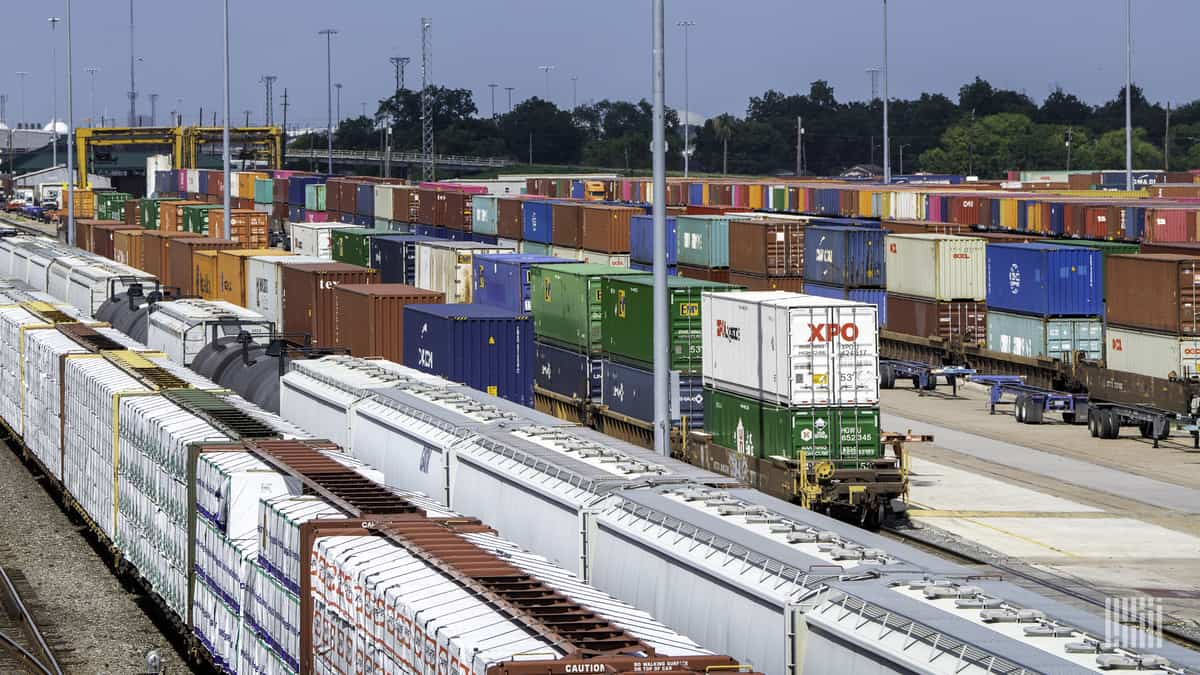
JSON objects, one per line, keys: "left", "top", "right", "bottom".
{"left": 1, "top": 1, "right": 1193, "bottom": 129}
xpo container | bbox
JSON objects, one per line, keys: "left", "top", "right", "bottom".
{"left": 802, "top": 225, "right": 885, "bottom": 288}
{"left": 472, "top": 253, "right": 571, "bottom": 313}
{"left": 986, "top": 310, "right": 1103, "bottom": 361}
{"left": 985, "top": 243, "right": 1103, "bottom": 317}
{"left": 245, "top": 254, "right": 326, "bottom": 327}
{"left": 1106, "top": 325, "right": 1200, "bottom": 379}
{"left": 885, "top": 233, "right": 985, "bottom": 300}
{"left": 332, "top": 283, "right": 444, "bottom": 359}
{"left": 704, "top": 388, "right": 881, "bottom": 461}
{"left": 371, "top": 234, "right": 436, "bottom": 284}
{"left": 415, "top": 241, "right": 514, "bottom": 304}
{"left": 287, "top": 222, "right": 341, "bottom": 259}
{"left": 702, "top": 291, "right": 880, "bottom": 406}
{"left": 1105, "top": 254, "right": 1200, "bottom": 335}
{"left": 600, "top": 275, "right": 738, "bottom": 374}
{"left": 675, "top": 215, "right": 730, "bottom": 268}
{"left": 402, "top": 303, "right": 534, "bottom": 406}
{"left": 281, "top": 262, "right": 379, "bottom": 344}
{"left": 529, "top": 263, "right": 643, "bottom": 353}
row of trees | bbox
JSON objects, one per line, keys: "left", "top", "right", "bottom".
{"left": 291, "top": 77, "right": 1200, "bottom": 178}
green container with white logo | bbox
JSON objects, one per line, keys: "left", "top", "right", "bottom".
{"left": 529, "top": 263, "right": 642, "bottom": 354}
{"left": 704, "top": 388, "right": 881, "bottom": 461}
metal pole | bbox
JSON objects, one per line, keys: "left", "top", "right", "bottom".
{"left": 86, "top": 67, "right": 97, "bottom": 127}
{"left": 129, "top": 0, "right": 136, "bottom": 126}
{"left": 335, "top": 84, "right": 342, "bottom": 124}
{"left": 66, "top": 0, "right": 75, "bottom": 246}
{"left": 538, "top": 66, "right": 554, "bottom": 102}
{"left": 1164, "top": 103, "right": 1170, "bottom": 171}
{"left": 16, "top": 72, "right": 28, "bottom": 128}
{"left": 319, "top": 29, "right": 337, "bottom": 175}
{"left": 652, "top": 0, "right": 668, "bottom": 456}
{"left": 571, "top": 76, "right": 578, "bottom": 110}
{"left": 505, "top": 87, "right": 514, "bottom": 113}
{"left": 488, "top": 83, "right": 498, "bottom": 119}
{"left": 882, "top": 0, "right": 890, "bottom": 184}
{"left": 50, "top": 17, "right": 60, "bottom": 169}
{"left": 1124, "top": 0, "right": 1133, "bottom": 190}
{"left": 678, "top": 20, "right": 694, "bottom": 178}
{"left": 222, "top": 0, "right": 231, "bottom": 239}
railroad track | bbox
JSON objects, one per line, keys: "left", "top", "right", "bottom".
{"left": 0, "top": 559, "right": 67, "bottom": 675}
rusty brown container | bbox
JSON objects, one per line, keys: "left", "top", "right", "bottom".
{"left": 677, "top": 264, "right": 730, "bottom": 284}
{"left": 208, "top": 209, "right": 270, "bottom": 247}
{"left": 727, "top": 271, "right": 804, "bottom": 292}
{"left": 113, "top": 229, "right": 145, "bottom": 269}
{"left": 417, "top": 189, "right": 437, "bottom": 224}
{"left": 74, "top": 219, "right": 98, "bottom": 250}
{"left": 1137, "top": 242, "right": 1200, "bottom": 256}
{"left": 438, "top": 191, "right": 471, "bottom": 231}
{"left": 168, "top": 237, "right": 241, "bottom": 294}
{"left": 579, "top": 205, "right": 635, "bottom": 253}
{"left": 281, "top": 262, "right": 379, "bottom": 345}
{"left": 496, "top": 198, "right": 524, "bottom": 239}
{"left": 885, "top": 294, "right": 986, "bottom": 344}
{"left": 91, "top": 223, "right": 142, "bottom": 260}
{"left": 272, "top": 178, "right": 288, "bottom": 204}
{"left": 391, "top": 186, "right": 417, "bottom": 222}
{"left": 141, "top": 231, "right": 201, "bottom": 280}
{"left": 728, "top": 217, "right": 805, "bottom": 277}
{"left": 325, "top": 178, "right": 341, "bottom": 213}
{"left": 122, "top": 199, "right": 140, "bottom": 226}
{"left": 1105, "top": 254, "right": 1200, "bottom": 335}
{"left": 160, "top": 200, "right": 206, "bottom": 233}
{"left": 332, "top": 283, "right": 444, "bottom": 359}
{"left": 339, "top": 181, "right": 359, "bottom": 215}
{"left": 550, "top": 203, "right": 582, "bottom": 247}
{"left": 881, "top": 219, "right": 973, "bottom": 235}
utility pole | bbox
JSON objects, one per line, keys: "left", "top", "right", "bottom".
{"left": 651, "top": 0, "right": 667, "bottom": 456}
{"left": 420, "top": 17, "right": 434, "bottom": 181}
{"left": 66, "top": 0, "right": 75, "bottom": 244}
{"left": 1124, "top": 0, "right": 1132, "bottom": 190}
{"left": 150, "top": 93, "right": 158, "bottom": 126}
{"left": 505, "top": 87, "right": 515, "bottom": 113}
{"left": 222, "top": 0, "right": 231, "bottom": 239}
{"left": 49, "top": 16, "right": 61, "bottom": 168}
{"left": 538, "top": 65, "right": 555, "bottom": 102}
{"left": 796, "top": 117, "right": 803, "bottom": 176}
{"left": 389, "top": 56, "right": 410, "bottom": 93}
{"left": 280, "top": 88, "right": 288, "bottom": 164}
{"left": 244, "top": 109, "right": 251, "bottom": 126}
{"left": 1164, "top": 102, "right": 1170, "bottom": 171}
{"left": 899, "top": 143, "right": 909, "bottom": 175}
{"left": 319, "top": 28, "right": 337, "bottom": 175}
{"left": 85, "top": 67, "right": 98, "bottom": 127}
{"left": 1065, "top": 126, "right": 1073, "bottom": 171}
{"left": 881, "top": 0, "right": 891, "bottom": 184}
{"left": 678, "top": 20, "right": 695, "bottom": 178}
{"left": 261, "top": 75, "right": 276, "bottom": 126}
{"left": 571, "top": 76, "right": 578, "bottom": 110}
{"left": 528, "top": 132, "right": 533, "bottom": 165}
{"left": 128, "top": 0, "right": 137, "bottom": 127}
{"left": 488, "top": 83, "right": 498, "bottom": 119}
{"left": 16, "top": 72, "right": 29, "bottom": 128}
{"left": 335, "top": 83, "right": 342, "bottom": 124}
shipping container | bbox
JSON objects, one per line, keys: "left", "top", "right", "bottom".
{"left": 244, "top": 254, "right": 325, "bottom": 328}
{"left": 158, "top": 200, "right": 206, "bottom": 233}
{"left": 402, "top": 303, "right": 534, "bottom": 405}
{"left": 370, "top": 234, "right": 436, "bottom": 285}
{"left": 802, "top": 225, "right": 885, "bottom": 289}
{"left": 90, "top": 222, "right": 141, "bottom": 261}
{"left": 675, "top": 215, "right": 730, "bottom": 268}
{"left": 1105, "top": 254, "right": 1200, "bottom": 335}
{"left": 167, "top": 237, "right": 240, "bottom": 295}
{"left": 529, "top": 263, "right": 643, "bottom": 354}
{"left": 1050, "top": 238, "right": 1140, "bottom": 257}
{"left": 704, "top": 388, "right": 881, "bottom": 461}
{"left": 601, "top": 275, "right": 738, "bottom": 374}
{"left": 885, "top": 233, "right": 985, "bottom": 300}
{"left": 522, "top": 201, "right": 554, "bottom": 243}
{"left": 678, "top": 264, "right": 730, "bottom": 283}
{"left": 1106, "top": 325, "right": 1200, "bottom": 379}
{"left": 630, "top": 214, "right": 677, "bottom": 265}
{"left": 550, "top": 202, "right": 582, "bottom": 248}
{"left": 580, "top": 204, "right": 636, "bottom": 253}
{"left": 216, "top": 248, "right": 291, "bottom": 306}
{"left": 725, "top": 271, "right": 804, "bottom": 292}
{"left": 885, "top": 294, "right": 986, "bottom": 343}
{"left": 702, "top": 291, "right": 880, "bottom": 406}
{"left": 986, "top": 310, "right": 1103, "bottom": 361}
{"left": 496, "top": 197, "right": 525, "bottom": 239}
{"left": 534, "top": 340, "right": 601, "bottom": 400}
{"left": 138, "top": 197, "right": 181, "bottom": 230}
{"left": 332, "top": 283, "right": 444, "bottom": 359}
{"left": 471, "top": 194, "right": 499, "bottom": 235}
{"left": 520, "top": 241, "right": 553, "bottom": 256}
{"left": 303, "top": 182, "right": 326, "bottom": 212}
{"left": 415, "top": 241, "right": 515, "bottom": 304}
{"left": 985, "top": 243, "right": 1103, "bottom": 317}
{"left": 802, "top": 283, "right": 888, "bottom": 327}
{"left": 193, "top": 250, "right": 221, "bottom": 299}
{"left": 600, "top": 359, "right": 704, "bottom": 427}
{"left": 330, "top": 226, "right": 394, "bottom": 267}
{"left": 112, "top": 229, "right": 145, "bottom": 269}
{"left": 141, "top": 231, "right": 201, "bottom": 280}
{"left": 280, "top": 262, "right": 379, "bottom": 344}
{"left": 472, "top": 253, "right": 572, "bottom": 313}
{"left": 181, "top": 204, "right": 221, "bottom": 235}
{"left": 208, "top": 209, "right": 269, "bottom": 247}
{"left": 728, "top": 217, "right": 806, "bottom": 277}
{"left": 287, "top": 222, "right": 341, "bottom": 259}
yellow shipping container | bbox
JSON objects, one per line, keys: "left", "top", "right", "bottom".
{"left": 72, "top": 188, "right": 96, "bottom": 219}
{"left": 216, "top": 248, "right": 290, "bottom": 305}
{"left": 193, "top": 250, "right": 221, "bottom": 300}
{"left": 999, "top": 199, "right": 1019, "bottom": 230}
{"left": 748, "top": 185, "right": 764, "bottom": 210}
{"left": 235, "top": 172, "right": 269, "bottom": 200}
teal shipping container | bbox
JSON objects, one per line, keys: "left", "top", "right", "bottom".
{"left": 472, "top": 195, "right": 499, "bottom": 235}
{"left": 305, "top": 184, "right": 326, "bottom": 212}
{"left": 254, "top": 178, "right": 274, "bottom": 204}
{"left": 521, "top": 241, "right": 552, "bottom": 256}
{"left": 675, "top": 215, "right": 730, "bottom": 268}
{"left": 986, "top": 310, "right": 1103, "bottom": 361}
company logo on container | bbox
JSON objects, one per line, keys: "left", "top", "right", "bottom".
{"left": 1111, "top": 338, "right": 1123, "bottom": 351}
{"left": 715, "top": 320, "right": 741, "bottom": 341}
{"left": 808, "top": 323, "right": 860, "bottom": 342}
{"left": 1008, "top": 263, "right": 1021, "bottom": 294}
{"left": 952, "top": 253, "right": 971, "bottom": 259}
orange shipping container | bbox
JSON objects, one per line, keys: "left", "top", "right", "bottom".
{"left": 168, "top": 237, "right": 241, "bottom": 295}
{"left": 159, "top": 200, "right": 206, "bottom": 232}
{"left": 579, "top": 205, "right": 636, "bottom": 253}
{"left": 113, "top": 229, "right": 146, "bottom": 269}
{"left": 216, "top": 248, "right": 291, "bottom": 305}
{"left": 208, "top": 209, "right": 270, "bottom": 247}
{"left": 142, "top": 231, "right": 201, "bottom": 280}
{"left": 193, "top": 250, "right": 221, "bottom": 299}
{"left": 332, "top": 283, "right": 444, "bottom": 358}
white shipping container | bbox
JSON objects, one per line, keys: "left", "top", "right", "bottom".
{"left": 415, "top": 241, "right": 513, "bottom": 303}
{"left": 550, "top": 246, "right": 631, "bottom": 268}
{"left": 373, "top": 184, "right": 394, "bottom": 221}
{"left": 1106, "top": 325, "right": 1200, "bottom": 379}
{"left": 147, "top": 298, "right": 270, "bottom": 366}
{"left": 186, "top": 168, "right": 201, "bottom": 194}
{"left": 702, "top": 291, "right": 880, "bottom": 406}
{"left": 245, "top": 254, "right": 325, "bottom": 329}
{"left": 885, "top": 233, "right": 986, "bottom": 301}
{"left": 286, "top": 222, "right": 341, "bottom": 259}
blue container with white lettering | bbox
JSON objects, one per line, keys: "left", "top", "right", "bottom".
{"left": 802, "top": 225, "right": 886, "bottom": 289}
{"left": 986, "top": 243, "right": 1103, "bottom": 317}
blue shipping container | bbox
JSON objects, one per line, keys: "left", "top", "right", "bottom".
{"left": 288, "top": 205, "right": 305, "bottom": 223}
{"left": 570, "top": 180, "right": 585, "bottom": 199}
{"left": 523, "top": 201, "right": 554, "bottom": 243}
{"left": 986, "top": 243, "right": 1103, "bottom": 317}
{"left": 630, "top": 214, "right": 677, "bottom": 265}
{"left": 688, "top": 183, "right": 703, "bottom": 205}
{"left": 402, "top": 304, "right": 534, "bottom": 406}
{"left": 600, "top": 359, "right": 703, "bottom": 427}
{"left": 288, "top": 176, "right": 325, "bottom": 206}
{"left": 373, "top": 235, "right": 436, "bottom": 284}
{"left": 353, "top": 214, "right": 373, "bottom": 227}
{"left": 629, "top": 261, "right": 677, "bottom": 275}
{"left": 535, "top": 340, "right": 601, "bottom": 401}
{"left": 802, "top": 282, "right": 888, "bottom": 327}
{"left": 413, "top": 224, "right": 436, "bottom": 237}
{"left": 473, "top": 253, "right": 572, "bottom": 313}
{"left": 802, "top": 225, "right": 886, "bottom": 288}
{"left": 355, "top": 183, "right": 374, "bottom": 216}
{"left": 471, "top": 233, "right": 499, "bottom": 245}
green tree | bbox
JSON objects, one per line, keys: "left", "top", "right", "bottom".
{"left": 1038, "top": 88, "right": 1092, "bottom": 125}
{"left": 711, "top": 114, "right": 735, "bottom": 174}
{"left": 1073, "top": 128, "right": 1163, "bottom": 170}
{"left": 499, "top": 98, "right": 585, "bottom": 165}
{"left": 333, "top": 116, "right": 379, "bottom": 149}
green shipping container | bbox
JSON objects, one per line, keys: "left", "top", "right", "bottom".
{"left": 529, "top": 263, "right": 642, "bottom": 353}
{"left": 704, "top": 388, "right": 882, "bottom": 461}
{"left": 182, "top": 205, "right": 220, "bottom": 235}
{"left": 675, "top": 215, "right": 731, "bottom": 268}
{"left": 253, "top": 178, "right": 275, "bottom": 205}
{"left": 95, "top": 192, "right": 132, "bottom": 221}
{"left": 305, "top": 184, "right": 326, "bottom": 212}
{"left": 600, "top": 275, "right": 739, "bottom": 373}
{"left": 521, "top": 241, "right": 553, "bottom": 256}
{"left": 331, "top": 227, "right": 394, "bottom": 267}
{"left": 138, "top": 197, "right": 180, "bottom": 230}
{"left": 1049, "top": 239, "right": 1140, "bottom": 257}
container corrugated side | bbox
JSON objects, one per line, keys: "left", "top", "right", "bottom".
{"left": 802, "top": 225, "right": 885, "bottom": 288}
{"left": 885, "top": 233, "right": 985, "bottom": 300}
{"left": 986, "top": 310, "right": 1103, "bottom": 361}
{"left": 675, "top": 215, "right": 730, "bottom": 268}
{"left": 1106, "top": 325, "right": 1200, "bottom": 379}
{"left": 985, "top": 244, "right": 1103, "bottom": 317}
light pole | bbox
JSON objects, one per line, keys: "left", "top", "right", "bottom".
{"left": 49, "top": 16, "right": 61, "bottom": 168}
{"left": 318, "top": 28, "right": 337, "bottom": 175}
{"left": 16, "top": 72, "right": 29, "bottom": 128}
{"left": 538, "top": 65, "right": 554, "bottom": 102}
{"left": 505, "top": 86, "right": 515, "bottom": 113}
{"left": 65, "top": 0, "right": 76, "bottom": 246}
{"left": 570, "top": 76, "right": 578, "bottom": 110}
{"left": 1124, "top": 0, "right": 1132, "bottom": 190}
{"left": 335, "top": 83, "right": 343, "bottom": 123}
{"left": 881, "top": 0, "right": 891, "bottom": 184}
{"left": 677, "top": 20, "right": 695, "bottom": 178}
{"left": 652, "top": 0, "right": 667, "bottom": 456}
{"left": 898, "top": 143, "right": 909, "bottom": 175}
{"left": 222, "top": 0, "right": 231, "bottom": 239}
{"left": 85, "top": 67, "right": 98, "bottom": 127}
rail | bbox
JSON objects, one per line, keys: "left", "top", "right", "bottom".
{"left": 0, "top": 565, "right": 63, "bottom": 675}
{"left": 286, "top": 147, "right": 514, "bottom": 169}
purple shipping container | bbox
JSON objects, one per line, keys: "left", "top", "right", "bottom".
{"left": 523, "top": 201, "right": 554, "bottom": 243}
{"left": 472, "top": 253, "right": 572, "bottom": 313}
{"left": 176, "top": 170, "right": 187, "bottom": 194}
{"left": 355, "top": 183, "right": 374, "bottom": 216}
{"left": 630, "top": 214, "right": 677, "bottom": 265}
{"left": 402, "top": 303, "right": 534, "bottom": 406}
{"left": 985, "top": 243, "right": 1103, "bottom": 317}
{"left": 802, "top": 225, "right": 886, "bottom": 288}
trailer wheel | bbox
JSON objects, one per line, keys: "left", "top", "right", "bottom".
{"left": 1100, "top": 409, "right": 1121, "bottom": 439}
{"left": 1088, "top": 408, "right": 1100, "bottom": 437}
{"left": 1061, "top": 411, "right": 1076, "bottom": 425}
{"left": 1139, "top": 421, "right": 1154, "bottom": 439}
{"left": 1014, "top": 395, "right": 1027, "bottom": 423}
{"left": 880, "top": 363, "right": 896, "bottom": 389}
{"left": 1025, "top": 400, "right": 1044, "bottom": 425}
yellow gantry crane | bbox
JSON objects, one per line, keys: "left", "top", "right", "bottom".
{"left": 74, "top": 126, "right": 284, "bottom": 189}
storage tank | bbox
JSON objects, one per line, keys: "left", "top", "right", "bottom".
{"left": 93, "top": 280, "right": 175, "bottom": 343}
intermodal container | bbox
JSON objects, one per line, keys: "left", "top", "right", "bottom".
{"left": 496, "top": 198, "right": 525, "bottom": 239}
{"left": 529, "top": 263, "right": 643, "bottom": 353}
{"left": 675, "top": 215, "right": 730, "bottom": 268}
{"left": 729, "top": 217, "right": 806, "bottom": 277}
{"left": 802, "top": 283, "right": 887, "bottom": 327}
{"left": 472, "top": 253, "right": 572, "bottom": 313}
{"left": 580, "top": 205, "right": 637, "bottom": 253}
{"left": 181, "top": 205, "right": 220, "bottom": 234}
{"left": 217, "top": 248, "right": 291, "bottom": 306}
{"left": 208, "top": 209, "right": 269, "bottom": 247}
{"left": 986, "top": 310, "right": 1103, "bottom": 361}
{"left": 281, "top": 262, "right": 379, "bottom": 344}
{"left": 471, "top": 195, "right": 499, "bottom": 235}
{"left": 158, "top": 200, "right": 206, "bottom": 232}
{"left": 600, "top": 359, "right": 704, "bottom": 427}
{"left": 244, "top": 254, "right": 325, "bottom": 327}
{"left": 287, "top": 222, "right": 341, "bottom": 259}
{"left": 331, "top": 227, "right": 394, "bottom": 267}
{"left": 1106, "top": 325, "right": 1200, "bottom": 379}
{"left": 534, "top": 340, "right": 601, "bottom": 400}
{"left": 142, "top": 231, "right": 201, "bottom": 280}
{"left": 415, "top": 241, "right": 515, "bottom": 304}
{"left": 885, "top": 233, "right": 985, "bottom": 300}
{"left": 885, "top": 294, "right": 986, "bottom": 343}
{"left": 704, "top": 388, "right": 881, "bottom": 461}
{"left": 630, "top": 215, "right": 677, "bottom": 265}
{"left": 550, "top": 203, "right": 582, "bottom": 248}
{"left": 355, "top": 183, "right": 374, "bottom": 216}
{"left": 167, "top": 237, "right": 238, "bottom": 295}
{"left": 291, "top": 176, "right": 324, "bottom": 208}
{"left": 90, "top": 223, "right": 141, "bottom": 261}
{"left": 402, "top": 303, "right": 534, "bottom": 406}
{"left": 985, "top": 243, "right": 1103, "bottom": 317}
{"left": 802, "top": 225, "right": 885, "bottom": 288}
{"left": 725, "top": 272, "right": 803, "bottom": 293}
{"left": 601, "top": 275, "right": 738, "bottom": 373}
{"left": 702, "top": 291, "right": 880, "bottom": 406}
{"left": 1105, "top": 254, "right": 1200, "bottom": 335}
{"left": 523, "top": 201, "right": 554, "bottom": 243}
{"left": 332, "top": 283, "right": 444, "bottom": 359}
{"left": 192, "top": 250, "right": 220, "bottom": 299}
{"left": 1050, "top": 239, "right": 1140, "bottom": 257}
{"left": 113, "top": 229, "right": 145, "bottom": 269}
{"left": 371, "top": 235, "right": 436, "bottom": 284}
